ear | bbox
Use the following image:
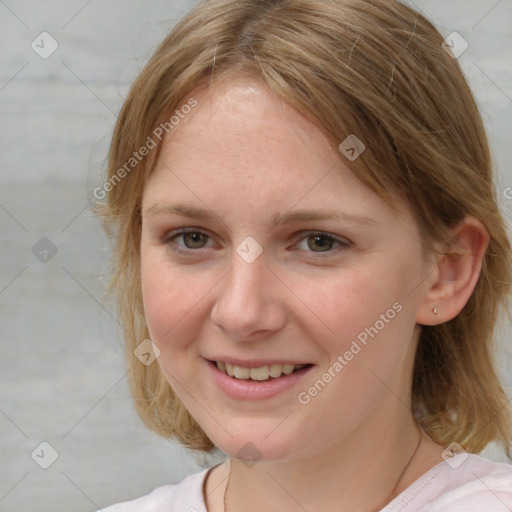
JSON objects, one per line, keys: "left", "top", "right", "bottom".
{"left": 416, "top": 216, "right": 489, "bottom": 326}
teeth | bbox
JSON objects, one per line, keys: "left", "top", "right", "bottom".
{"left": 282, "top": 364, "right": 295, "bottom": 375}
{"left": 269, "top": 364, "right": 282, "bottom": 378}
{"left": 233, "top": 365, "right": 250, "bottom": 379}
{"left": 215, "top": 361, "right": 307, "bottom": 380}
{"left": 250, "top": 366, "right": 270, "bottom": 381}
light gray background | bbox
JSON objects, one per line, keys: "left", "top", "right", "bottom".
{"left": 0, "top": 1, "right": 511, "bottom": 511}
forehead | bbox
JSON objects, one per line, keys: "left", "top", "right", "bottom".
{"left": 158, "top": 76, "right": 333, "bottom": 178}
{"left": 142, "top": 76, "right": 409, "bottom": 230}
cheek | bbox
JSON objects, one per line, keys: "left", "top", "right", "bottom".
{"left": 141, "top": 251, "right": 186, "bottom": 348}
{"left": 303, "top": 260, "right": 418, "bottom": 375}
{"left": 140, "top": 250, "right": 219, "bottom": 351}
{"left": 300, "top": 269, "right": 398, "bottom": 343}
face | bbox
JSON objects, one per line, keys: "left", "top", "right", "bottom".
{"left": 140, "top": 76, "right": 430, "bottom": 462}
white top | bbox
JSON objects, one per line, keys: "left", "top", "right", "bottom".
{"left": 99, "top": 453, "right": 512, "bottom": 511}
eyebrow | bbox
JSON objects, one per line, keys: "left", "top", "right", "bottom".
{"left": 270, "top": 209, "right": 377, "bottom": 227}
{"left": 144, "top": 203, "right": 223, "bottom": 222}
{"left": 143, "top": 203, "right": 378, "bottom": 227}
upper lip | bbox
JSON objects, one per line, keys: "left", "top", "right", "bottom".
{"left": 206, "top": 357, "right": 313, "bottom": 368}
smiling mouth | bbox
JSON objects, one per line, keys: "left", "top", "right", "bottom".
{"left": 210, "top": 360, "right": 314, "bottom": 381}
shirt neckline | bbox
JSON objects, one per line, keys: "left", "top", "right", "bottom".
{"left": 193, "top": 454, "right": 467, "bottom": 512}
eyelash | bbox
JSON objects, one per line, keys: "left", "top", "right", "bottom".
{"left": 161, "top": 228, "right": 351, "bottom": 259}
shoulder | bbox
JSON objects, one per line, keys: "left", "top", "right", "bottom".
{"left": 97, "top": 465, "right": 213, "bottom": 512}
{"left": 98, "top": 485, "right": 177, "bottom": 512}
{"left": 386, "top": 453, "right": 512, "bottom": 511}
{"left": 432, "top": 453, "right": 512, "bottom": 509}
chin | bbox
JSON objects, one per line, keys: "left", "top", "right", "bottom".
{"left": 208, "top": 425, "right": 298, "bottom": 463}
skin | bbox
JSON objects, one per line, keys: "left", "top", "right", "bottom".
{"left": 140, "top": 75, "right": 489, "bottom": 512}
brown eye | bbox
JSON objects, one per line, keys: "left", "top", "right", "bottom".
{"left": 307, "top": 234, "right": 335, "bottom": 252}
{"left": 181, "top": 232, "right": 209, "bottom": 249}
{"left": 294, "top": 231, "right": 350, "bottom": 257}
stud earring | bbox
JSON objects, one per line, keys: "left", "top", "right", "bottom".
{"left": 433, "top": 306, "right": 438, "bottom": 314}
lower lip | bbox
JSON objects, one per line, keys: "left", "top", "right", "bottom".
{"left": 205, "top": 359, "right": 314, "bottom": 400}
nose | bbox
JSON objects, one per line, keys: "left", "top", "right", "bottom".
{"left": 210, "top": 251, "right": 287, "bottom": 341}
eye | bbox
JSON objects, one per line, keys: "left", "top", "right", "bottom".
{"left": 163, "top": 229, "right": 213, "bottom": 254}
{"left": 295, "top": 232, "right": 350, "bottom": 255}
{"left": 179, "top": 231, "right": 209, "bottom": 249}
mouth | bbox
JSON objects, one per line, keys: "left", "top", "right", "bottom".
{"left": 209, "top": 360, "right": 314, "bottom": 381}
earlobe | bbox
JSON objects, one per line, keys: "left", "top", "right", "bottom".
{"left": 416, "top": 216, "right": 489, "bottom": 326}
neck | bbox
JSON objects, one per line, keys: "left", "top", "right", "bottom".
{"left": 221, "top": 413, "right": 438, "bottom": 512}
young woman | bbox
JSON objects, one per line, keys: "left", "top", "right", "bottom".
{"left": 95, "top": 0, "right": 512, "bottom": 510}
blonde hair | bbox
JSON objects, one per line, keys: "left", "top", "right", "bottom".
{"left": 95, "top": 0, "right": 512, "bottom": 456}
